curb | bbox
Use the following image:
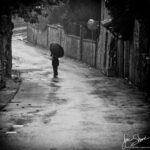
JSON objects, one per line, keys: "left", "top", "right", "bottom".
{"left": 0, "top": 71, "right": 22, "bottom": 111}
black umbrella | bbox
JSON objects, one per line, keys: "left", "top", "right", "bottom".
{"left": 50, "top": 43, "right": 64, "bottom": 58}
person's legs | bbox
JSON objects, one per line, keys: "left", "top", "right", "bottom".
{"left": 53, "top": 65, "right": 58, "bottom": 77}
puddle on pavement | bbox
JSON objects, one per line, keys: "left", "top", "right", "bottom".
{"left": 47, "top": 91, "right": 68, "bottom": 105}
{"left": 19, "top": 68, "right": 42, "bottom": 73}
{"left": 13, "top": 103, "right": 44, "bottom": 110}
{"left": 51, "top": 77, "right": 63, "bottom": 83}
{"left": 4, "top": 124, "right": 24, "bottom": 135}
{"left": 47, "top": 78, "right": 68, "bottom": 105}
{"left": 2, "top": 109, "right": 8, "bottom": 112}
{"left": 27, "top": 105, "right": 43, "bottom": 108}
{"left": 5, "top": 131, "right": 17, "bottom": 134}
{"left": 26, "top": 105, "right": 44, "bottom": 114}
{"left": 44, "top": 110, "right": 57, "bottom": 117}
{"left": 9, "top": 101, "right": 21, "bottom": 104}
{"left": 27, "top": 109, "right": 42, "bottom": 114}
{"left": 10, "top": 114, "right": 33, "bottom": 126}
{"left": 104, "top": 114, "right": 130, "bottom": 124}
{"left": 42, "top": 110, "right": 57, "bottom": 124}
{"left": 41, "top": 71, "right": 51, "bottom": 76}
{"left": 4, "top": 126, "right": 17, "bottom": 134}
{"left": 50, "top": 82, "right": 61, "bottom": 88}
{"left": 104, "top": 112, "right": 150, "bottom": 125}
{"left": 90, "top": 89, "right": 117, "bottom": 99}
{"left": 15, "top": 118, "right": 31, "bottom": 125}
{"left": 0, "top": 128, "right": 6, "bottom": 134}
{"left": 13, "top": 125, "right": 24, "bottom": 128}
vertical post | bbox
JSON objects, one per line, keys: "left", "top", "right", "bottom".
{"left": 59, "top": 26, "right": 62, "bottom": 46}
{"left": 91, "top": 30, "right": 94, "bottom": 66}
{"left": 118, "top": 40, "right": 124, "bottom": 78}
{"left": 47, "top": 25, "right": 49, "bottom": 49}
{"left": 124, "top": 41, "right": 130, "bottom": 78}
{"left": 95, "top": 30, "right": 98, "bottom": 68}
{"left": 80, "top": 25, "right": 83, "bottom": 61}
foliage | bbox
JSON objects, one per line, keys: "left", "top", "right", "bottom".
{"left": 64, "top": 0, "right": 100, "bottom": 26}
{"left": 47, "top": 2, "right": 68, "bottom": 25}
{"left": 105, "top": 0, "right": 134, "bottom": 40}
{"left": 0, "top": 0, "right": 65, "bottom": 23}
{"left": 105, "top": 0, "right": 150, "bottom": 40}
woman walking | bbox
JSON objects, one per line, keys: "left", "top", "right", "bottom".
{"left": 50, "top": 43, "right": 64, "bottom": 78}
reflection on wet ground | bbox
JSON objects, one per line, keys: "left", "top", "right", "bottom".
{"left": 0, "top": 40, "right": 150, "bottom": 150}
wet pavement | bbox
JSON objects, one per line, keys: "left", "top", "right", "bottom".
{"left": 0, "top": 37, "right": 150, "bottom": 150}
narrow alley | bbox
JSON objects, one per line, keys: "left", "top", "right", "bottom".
{"left": 0, "top": 37, "right": 150, "bottom": 150}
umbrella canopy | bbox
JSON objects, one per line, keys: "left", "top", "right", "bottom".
{"left": 50, "top": 43, "right": 64, "bottom": 58}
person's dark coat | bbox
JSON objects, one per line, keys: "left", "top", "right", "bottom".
{"left": 52, "top": 56, "right": 59, "bottom": 67}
